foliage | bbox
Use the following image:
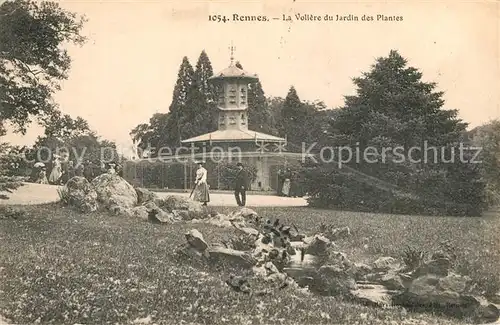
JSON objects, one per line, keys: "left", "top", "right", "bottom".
{"left": 0, "top": 0, "right": 86, "bottom": 134}
{"left": 235, "top": 61, "right": 277, "bottom": 135}
{"left": 214, "top": 162, "right": 257, "bottom": 190}
{"left": 57, "top": 186, "right": 70, "bottom": 205}
{"left": 470, "top": 119, "right": 500, "bottom": 206}
{"left": 401, "top": 246, "right": 426, "bottom": 271}
{"left": 303, "top": 50, "right": 485, "bottom": 216}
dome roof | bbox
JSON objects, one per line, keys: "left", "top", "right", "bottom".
{"left": 209, "top": 64, "right": 258, "bottom": 81}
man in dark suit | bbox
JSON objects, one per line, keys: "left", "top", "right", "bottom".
{"left": 234, "top": 162, "right": 248, "bottom": 206}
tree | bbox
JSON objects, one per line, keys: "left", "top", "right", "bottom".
{"left": 470, "top": 119, "right": 500, "bottom": 206}
{"left": 0, "top": 0, "right": 86, "bottom": 133}
{"left": 303, "top": 50, "right": 484, "bottom": 216}
{"left": 189, "top": 50, "right": 217, "bottom": 135}
{"left": 164, "top": 56, "right": 194, "bottom": 147}
{"left": 235, "top": 61, "right": 276, "bottom": 134}
{"left": 0, "top": 0, "right": 85, "bottom": 198}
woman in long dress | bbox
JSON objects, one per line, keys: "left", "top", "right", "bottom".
{"left": 193, "top": 161, "right": 210, "bottom": 206}
{"left": 281, "top": 168, "right": 292, "bottom": 197}
{"left": 48, "top": 157, "right": 62, "bottom": 185}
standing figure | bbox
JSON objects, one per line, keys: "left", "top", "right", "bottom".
{"left": 281, "top": 168, "right": 292, "bottom": 197}
{"left": 48, "top": 157, "right": 62, "bottom": 185}
{"left": 193, "top": 161, "right": 210, "bottom": 206}
{"left": 60, "top": 160, "right": 70, "bottom": 184}
{"left": 37, "top": 167, "right": 49, "bottom": 184}
{"left": 107, "top": 163, "right": 116, "bottom": 174}
{"left": 277, "top": 168, "right": 285, "bottom": 196}
{"left": 234, "top": 162, "right": 248, "bottom": 207}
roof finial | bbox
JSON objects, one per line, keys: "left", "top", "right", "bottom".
{"left": 229, "top": 41, "right": 235, "bottom": 65}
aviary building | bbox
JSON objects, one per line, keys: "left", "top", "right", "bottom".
{"left": 123, "top": 53, "right": 306, "bottom": 192}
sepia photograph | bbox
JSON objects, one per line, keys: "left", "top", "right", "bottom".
{"left": 0, "top": 0, "right": 499, "bottom": 324}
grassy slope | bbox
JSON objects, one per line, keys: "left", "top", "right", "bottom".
{"left": 0, "top": 204, "right": 498, "bottom": 325}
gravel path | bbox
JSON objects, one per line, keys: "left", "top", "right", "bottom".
{"left": 0, "top": 183, "right": 307, "bottom": 207}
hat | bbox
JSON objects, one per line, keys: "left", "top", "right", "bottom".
{"left": 236, "top": 162, "right": 243, "bottom": 167}
{"left": 194, "top": 160, "right": 205, "bottom": 164}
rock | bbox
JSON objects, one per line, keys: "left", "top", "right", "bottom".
{"left": 91, "top": 174, "right": 138, "bottom": 209}
{"left": 110, "top": 204, "right": 132, "bottom": 217}
{"left": 135, "top": 187, "right": 158, "bottom": 204}
{"left": 185, "top": 229, "right": 208, "bottom": 252}
{"left": 239, "top": 227, "right": 260, "bottom": 236}
{"left": 305, "top": 234, "right": 331, "bottom": 256}
{"left": 207, "top": 246, "right": 257, "bottom": 268}
{"left": 438, "top": 272, "right": 472, "bottom": 294}
{"left": 353, "top": 263, "right": 374, "bottom": 281}
{"left": 414, "top": 258, "right": 451, "bottom": 277}
{"left": 350, "top": 284, "right": 394, "bottom": 307}
{"left": 328, "top": 226, "right": 351, "bottom": 240}
{"left": 380, "top": 272, "right": 405, "bottom": 290}
{"left": 231, "top": 207, "right": 258, "bottom": 220}
{"left": 129, "top": 205, "right": 149, "bottom": 220}
{"left": 475, "top": 301, "right": 499, "bottom": 323}
{"left": 155, "top": 195, "right": 203, "bottom": 213}
{"left": 317, "top": 264, "right": 357, "bottom": 294}
{"left": 63, "top": 176, "right": 98, "bottom": 213}
{"left": 373, "top": 257, "right": 400, "bottom": 272}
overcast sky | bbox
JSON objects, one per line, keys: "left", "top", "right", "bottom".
{"left": 3, "top": 0, "right": 499, "bottom": 153}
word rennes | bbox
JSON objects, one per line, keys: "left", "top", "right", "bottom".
{"left": 286, "top": 14, "right": 403, "bottom": 22}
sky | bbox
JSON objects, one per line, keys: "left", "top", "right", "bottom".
{"left": 3, "top": 0, "right": 499, "bottom": 155}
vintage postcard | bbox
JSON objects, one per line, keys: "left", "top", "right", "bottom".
{"left": 0, "top": 0, "right": 499, "bottom": 324}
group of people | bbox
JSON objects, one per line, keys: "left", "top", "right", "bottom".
{"left": 192, "top": 161, "right": 248, "bottom": 207}
{"left": 33, "top": 158, "right": 122, "bottom": 185}
{"left": 277, "top": 167, "right": 304, "bottom": 197}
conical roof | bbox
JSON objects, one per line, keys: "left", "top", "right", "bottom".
{"left": 209, "top": 63, "right": 258, "bottom": 81}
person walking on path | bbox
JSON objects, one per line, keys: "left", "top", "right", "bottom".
{"left": 234, "top": 162, "right": 248, "bottom": 207}
{"left": 193, "top": 161, "right": 210, "bottom": 206}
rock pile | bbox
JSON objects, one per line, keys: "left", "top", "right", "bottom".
{"left": 61, "top": 175, "right": 207, "bottom": 223}
{"left": 182, "top": 208, "right": 499, "bottom": 324}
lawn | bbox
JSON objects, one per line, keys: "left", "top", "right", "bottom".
{"left": 0, "top": 203, "right": 499, "bottom": 325}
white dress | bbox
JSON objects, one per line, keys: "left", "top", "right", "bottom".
{"left": 193, "top": 167, "right": 210, "bottom": 202}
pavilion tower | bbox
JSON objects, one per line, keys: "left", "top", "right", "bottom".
{"left": 209, "top": 45, "right": 257, "bottom": 132}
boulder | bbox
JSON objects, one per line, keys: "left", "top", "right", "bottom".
{"left": 317, "top": 264, "right": 358, "bottom": 294}
{"left": 185, "top": 229, "right": 208, "bottom": 252}
{"left": 327, "top": 226, "right": 351, "bottom": 241}
{"left": 129, "top": 205, "right": 149, "bottom": 221}
{"left": 353, "top": 263, "right": 374, "bottom": 281}
{"left": 350, "top": 284, "right": 394, "bottom": 307}
{"left": 155, "top": 195, "right": 202, "bottom": 213}
{"left": 207, "top": 247, "right": 257, "bottom": 268}
{"left": 230, "top": 207, "right": 258, "bottom": 220}
{"left": 63, "top": 176, "right": 98, "bottom": 213}
{"left": 135, "top": 187, "right": 158, "bottom": 204}
{"left": 414, "top": 258, "right": 451, "bottom": 277}
{"left": 91, "top": 174, "right": 138, "bottom": 209}
{"left": 305, "top": 235, "right": 331, "bottom": 256}
{"left": 380, "top": 272, "right": 405, "bottom": 290}
{"left": 438, "top": 272, "right": 472, "bottom": 294}
{"left": 373, "top": 256, "right": 400, "bottom": 272}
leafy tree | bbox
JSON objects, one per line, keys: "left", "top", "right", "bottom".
{"left": 0, "top": 0, "right": 85, "bottom": 198}
{"left": 0, "top": 0, "right": 86, "bottom": 133}
{"left": 303, "top": 50, "right": 484, "bottom": 216}
{"left": 470, "top": 119, "right": 500, "bottom": 206}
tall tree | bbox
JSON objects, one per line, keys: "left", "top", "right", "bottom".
{"left": 164, "top": 56, "right": 194, "bottom": 147}
{"left": 235, "top": 61, "right": 275, "bottom": 134}
{"left": 304, "top": 50, "right": 484, "bottom": 216}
